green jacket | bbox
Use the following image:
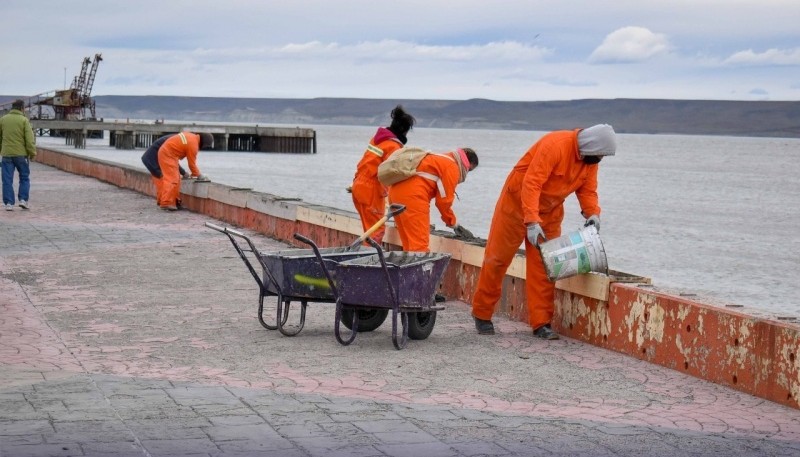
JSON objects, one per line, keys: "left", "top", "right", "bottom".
{"left": 0, "top": 109, "right": 36, "bottom": 159}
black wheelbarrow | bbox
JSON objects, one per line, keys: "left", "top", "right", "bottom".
{"left": 295, "top": 234, "right": 451, "bottom": 350}
{"left": 205, "top": 204, "right": 405, "bottom": 336}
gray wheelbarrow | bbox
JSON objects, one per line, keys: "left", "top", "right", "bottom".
{"left": 295, "top": 234, "right": 450, "bottom": 350}
{"left": 205, "top": 204, "right": 405, "bottom": 336}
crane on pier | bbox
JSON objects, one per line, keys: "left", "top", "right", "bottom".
{"left": 0, "top": 53, "right": 104, "bottom": 122}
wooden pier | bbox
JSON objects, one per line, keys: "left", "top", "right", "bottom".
{"left": 30, "top": 119, "right": 317, "bottom": 153}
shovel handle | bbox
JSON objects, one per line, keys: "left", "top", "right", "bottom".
{"left": 387, "top": 203, "right": 406, "bottom": 218}
{"left": 348, "top": 204, "right": 406, "bottom": 249}
{"left": 348, "top": 220, "right": 385, "bottom": 250}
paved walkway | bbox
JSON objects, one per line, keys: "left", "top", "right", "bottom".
{"left": 1, "top": 162, "right": 799, "bottom": 457}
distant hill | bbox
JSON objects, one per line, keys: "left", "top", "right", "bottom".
{"left": 7, "top": 94, "right": 800, "bottom": 138}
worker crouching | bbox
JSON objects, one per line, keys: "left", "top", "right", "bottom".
{"left": 154, "top": 132, "right": 213, "bottom": 211}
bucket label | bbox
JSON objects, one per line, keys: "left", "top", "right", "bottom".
{"left": 539, "top": 225, "right": 608, "bottom": 282}
{"left": 576, "top": 247, "right": 591, "bottom": 274}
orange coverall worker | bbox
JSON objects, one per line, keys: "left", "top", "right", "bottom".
{"left": 351, "top": 127, "right": 405, "bottom": 243}
{"left": 141, "top": 134, "right": 190, "bottom": 207}
{"left": 471, "top": 129, "right": 601, "bottom": 330}
{"left": 157, "top": 132, "right": 202, "bottom": 208}
{"left": 388, "top": 151, "right": 465, "bottom": 252}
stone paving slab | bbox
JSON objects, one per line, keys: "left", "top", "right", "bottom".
{"left": 1, "top": 163, "right": 800, "bottom": 456}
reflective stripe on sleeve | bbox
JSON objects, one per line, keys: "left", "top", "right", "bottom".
{"left": 367, "top": 144, "right": 384, "bottom": 157}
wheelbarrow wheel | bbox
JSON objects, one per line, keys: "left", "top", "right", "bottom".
{"left": 340, "top": 308, "right": 389, "bottom": 332}
{"left": 407, "top": 311, "right": 436, "bottom": 340}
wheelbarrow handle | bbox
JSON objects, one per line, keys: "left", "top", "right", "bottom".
{"left": 293, "top": 233, "right": 314, "bottom": 246}
{"left": 204, "top": 222, "right": 272, "bottom": 294}
{"left": 294, "top": 233, "right": 340, "bottom": 298}
{"left": 205, "top": 222, "right": 225, "bottom": 232}
{"left": 205, "top": 222, "right": 247, "bottom": 239}
{"left": 365, "top": 237, "right": 398, "bottom": 304}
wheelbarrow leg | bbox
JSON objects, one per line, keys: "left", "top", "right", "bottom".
{"left": 207, "top": 223, "right": 288, "bottom": 332}
{"left": 257, "top": 293, "right": 279, "bottom": 330}
{"left": 363, "top": 237, "right": 409, "bottom": 350}
{"left": 294, "top": 233, "right": 356, "bottom": 344}
{"left": 276, "top": 294, "right": 307, "bottom": 337}
{"left": 391, "top": 308, "right": 409, "bottom": 350}
{"left": 334, "top": 298, "right": 359, "bottom": 346}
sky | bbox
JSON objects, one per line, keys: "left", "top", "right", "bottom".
{"left": 2, "top": 0, "right": 799, "bottom": 102}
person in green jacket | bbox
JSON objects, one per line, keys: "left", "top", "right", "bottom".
{"left": 0, "top": 99, "right": 37, "bottom": 210}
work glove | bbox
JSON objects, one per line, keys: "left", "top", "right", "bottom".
{"left": 195, "top": 174, "right": 211, "bottom": 182}
{"left": 182, "top": 172, "right": 192, "bottom": 179}
{"left": 450, "top": 224, "right": 474, "bottom": 239}
{"left": 526, "top": 223, "right": 546, "bottom": 247}
{"left": 345, "top": 186, "right": 353, "bottom": 194}
{"left": 584, "top": 214, "right": 601, "bottom": 233}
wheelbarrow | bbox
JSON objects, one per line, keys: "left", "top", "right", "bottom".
{"left": 205, "top": 204, "right": 405, "bottom": 336}
{"left": 295, "top": 234, "right": 451, "bottom": 350}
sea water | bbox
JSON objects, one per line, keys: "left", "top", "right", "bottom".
{"left": 36, "top": 124, "right": 800, "bottom": 316}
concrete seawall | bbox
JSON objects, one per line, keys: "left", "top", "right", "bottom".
{"left": 35, "top": 146, "right": 800, "bottom": 411}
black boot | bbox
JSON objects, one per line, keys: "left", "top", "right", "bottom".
{"left": 533, "top": 324, "right": 559, "bottom": 340}
{"left": 473, "top": 316, "right": 495, "bottom": 335}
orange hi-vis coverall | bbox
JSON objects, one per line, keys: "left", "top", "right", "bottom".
{"left": 351, "top": 127, "right": 404, "bottom": 243}
{"left": 387, "top": 152, "right": 462, "bottom": 252}
{"left": 471, "top": 129, "right": 601, "bottom": 329}
{"left": 157, "top": 132, "right": 202, "bottom": 208}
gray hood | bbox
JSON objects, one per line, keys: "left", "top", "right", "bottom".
{"left": 578, "top": 124, "right": 617, "bottom": 156}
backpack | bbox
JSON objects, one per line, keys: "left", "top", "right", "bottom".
{"left": 376, "top": 147, "right": 431, "bottom": 186}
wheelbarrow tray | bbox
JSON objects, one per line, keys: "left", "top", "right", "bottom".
{"left": 261, "top": 246, "right": 376, "bottom": 299}
{"left": 333, "top": 251, "right": 451, "bottom": 309}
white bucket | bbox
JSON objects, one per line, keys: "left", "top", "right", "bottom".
{"left": 538, "top": 225, "right": 608, "bottom": 282}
